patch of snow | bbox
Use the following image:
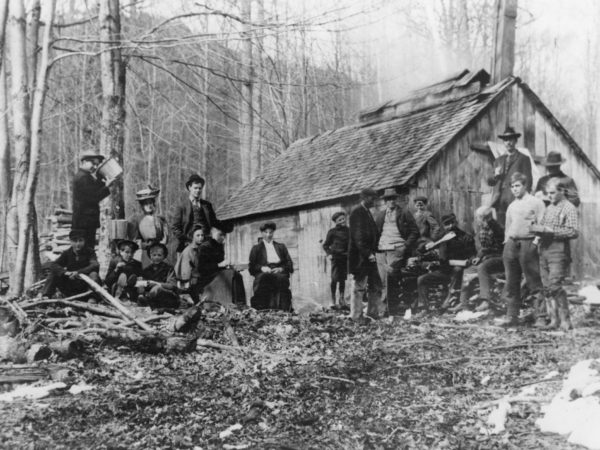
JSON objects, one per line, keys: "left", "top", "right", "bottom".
{"left": 69, "top": 382, "right": 95, "bottom": 395}
{"left": 579, "top": 285, "right": 600, "bottom": 305}
{"left": 483, "top": 398, "right": 511, "bottom": 434}
{"left": 0, "top": 382, "right": 66, "bottom": 402}
{"left": 219, "top": 423, "right": 243, "bottom": 439}
{"left": 454, "top": 310, "right": 488, "bottom": 322}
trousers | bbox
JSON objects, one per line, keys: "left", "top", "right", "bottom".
{"left": 502, "top": 238, "right": 543, "bottom": 318}
{"left": 350, "top": 262, "right": 383, "bottom": 319}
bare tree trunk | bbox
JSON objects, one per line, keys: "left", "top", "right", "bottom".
{"left": 99, "top": 0, "right": 125, "bottom": 220}
{"left": 0, "top": 0, "right": 9, "bottom": 273}
{"left": 251, "top": 0, "right": 263, "bottom": 176}
{"left": 25, "top": 0, "right": 40, "bottom": 98}
{"left": 239, "top": 0, "right": 253, "bottom": 184}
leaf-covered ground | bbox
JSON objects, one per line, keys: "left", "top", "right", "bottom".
{"left": 1, "top": 307, "right": 600, "bottom": 450}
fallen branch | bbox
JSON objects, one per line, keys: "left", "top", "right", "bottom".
{"left": 196, "top": 338, "right": 282, "bottom": 358}
{"left": 485, "top": 342, "right": 554, "bottom": 352}
{"left": 379, "top": 355, "right": 503, "bottom": 372}
{"left": 516, "top": 376, "right": 562, "bottom": 388}
{"left": 21, "top": 298, "right": 121, "bottom": 319}
{"left": 77, "top": 274, "right": 156, "bottom": 332}
{"left": 319, "top": 375, "right": 355, "bottom": 384}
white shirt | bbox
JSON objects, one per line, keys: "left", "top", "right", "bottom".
{"left": 378, "top": 208, "right": 405, "bottom": 251}
{"left": 263, "top": 240, "right": 281, "bottom": 264}
{"left": 505, "top": 193, "right": 545, "bottom": 240}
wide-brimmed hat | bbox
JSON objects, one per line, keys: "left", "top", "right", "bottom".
{"left": 185, "top": 174, "right": 205, "bottom": 189}
{"left": 116, "top": 239, "right": 139, "bottom": 252}
{"left": 382, "top": 188, "right": 399, "bottom": 199}
{"left": 136, "top": 186, "right": 160, "bottom": 201}
{"left": 441, "top": 213, "right": 457, "bottom": 225}
{"left": 80, "top": 150, "right": 105, "bottom": 162}
{"left": 360, "top": 188, "right": 378, "bottom": 198}
{"left": 497, "top": 126, "right": 521, "bottom": 140}
{"left": 146, "top": 242, "right": 168, "bottom": 258}
{"left": 541, "top": 151, "right": 566, "bottom": 166}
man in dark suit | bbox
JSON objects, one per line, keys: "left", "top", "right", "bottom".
{"left": 249, "top": 222, "right": 294, "bottom": 311}
{"left": 374, "top": 188, "right": 419, "bottom": 315}
{"left": 170, "top": 174, "right": 230, "bottom": 253}
{"left": 488, "top": 126, "right": 533, "bottom": 226}
{"left": 534, "top": 151, "right": 580, "bottom": 207}
{"left": 72, "top": 150, "right": 116, "bottom": 247}
{"left": 348, "top": 188, "right": 382, "bottom": 320}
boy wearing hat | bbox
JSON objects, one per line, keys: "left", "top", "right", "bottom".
{"left": 413, "top": 196, "right": 441, "bottom": 242}
{"left": 174, "top": 226, "right": 205, "bottom": 303}
{"left": 41, "top": 229, "right": 101, "bottom": 298}
{"left": 487, "top": 126, "right": 533, "bottom": 226}
{"left": 248, "top": 222, "right": 294, "bottom": 311}
{"left": 170, "top": 174, "right": 229, "bottom": 253}
{"left": 534, "top": 151, "right": 580, "bottom": 207}
{"left": 416, "top": 213, "right": 476, "bottom": 314}
{"left": 322, "top": 211, "right": 350, "bottom": 309}
{"left": 72, "top": 150, "right": 117, "bottom": 247}
{"left": 105, "top": 239, "right": 143, "bottom": 300}
{"left": 139, "top": 242, "right": 179, "bottom": 309}
{"left": 374, "top": 188, "right": 419, "bottom": 315}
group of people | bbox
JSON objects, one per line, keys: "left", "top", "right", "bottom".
{"left": 323, "top": 126, "right": 580, "bottom": 330}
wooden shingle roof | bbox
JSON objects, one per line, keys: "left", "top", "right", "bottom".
{"left": 218, "top": 76, "right": 514, "bottom": 221}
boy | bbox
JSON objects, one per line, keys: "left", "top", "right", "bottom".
{"left": 139, "top": 242, "right": 179, "bottom": 309}
{"left": 105, "top": 239, "right": 143, "bottom": 300}
{"left": 322, "top": 211, "right": 349, "bottom": 309}
{"left": 533, "top": 178, "right": 578, "bottom": 330}
{"left": 174, "top": 226, "right": 205, "bottom": 303}
{"left": 41, "top": 229, "right": 100, "bottom": 298}
{"left": 413, "top": 196, "right": 441, "bottom": 242}
{"left": 499, "top": 172, "right": 545, "bottom": 327}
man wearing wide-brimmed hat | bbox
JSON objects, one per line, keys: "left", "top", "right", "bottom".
{"left": 534, "top": 151, "right": 580, "bottom": 207}
{"left": 170, "top": 174, "right": 231, "bottom": 253}
{"left": 487, "top": 126, "right": 533, "bottom": 226}
{"left": 374, "top": 188, "right": 419, "bottom": 315}
{"left": 72, "top": 150, "right": 117, "bottom": 247}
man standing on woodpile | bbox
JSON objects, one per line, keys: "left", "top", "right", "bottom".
{"left": 348, "top": 188, "right": 383, "bottom": 321}
{"left": 488, "top": 126, "right": 533, "bottom": 226}
{"left": 171, "top": 174, "right": 230, "bottom": 254}
{"left": 532, "top": 178, "right": 579, "bottom": 330}
{"left": 534, "top": 151, "right": 580, "bottom": 207}
{"left": 72, "top": 150, "right": 117, "bottom": 247}
{"left": 498, "top": 172, "right": 545, "bottom": 328}
{"left": 374, "top": 188, "right": 419, "bottom": 316}
{"left": 248, "top": 222, "right": 294, "bottom": 311}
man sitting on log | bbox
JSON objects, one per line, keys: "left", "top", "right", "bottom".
{"left": 138, "top": 243, "right": 179, "bottom": 309}
{"left": 249, "top": 222, "right": 294, "bottom": 311}
{"left": 105, "top": 239, "right": 143, "bottom": 301}
{"left": 41, "top": 229, "right": 101, "bottom": 298}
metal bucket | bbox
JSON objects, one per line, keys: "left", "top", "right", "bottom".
{"left": 107, "top": 219, "right": 129, "bottom": 240}
{"left": 96, "top": 157, "right": 123, "bottom": 180}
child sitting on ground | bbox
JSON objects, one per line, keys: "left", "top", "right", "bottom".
{"left": 105, "top": 239, "right": 143, "bottom": 300}
{"left": 138, "top": 242, "right": 179, "bottom": 309}
{"left": 174, "top": 226, "right": 205, "bottom": 303}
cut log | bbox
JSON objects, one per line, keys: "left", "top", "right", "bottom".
{"left": 77, "top": 274, "right": 156, "bottom": 332}
{"left": 26, "top": 344, "right": 52, "bottom": 362}
{"left": 49, "top": 339, "right": 83, "bottom": 359}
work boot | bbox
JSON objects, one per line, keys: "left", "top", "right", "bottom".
{"left": 557, "top": 294, "right": 572, "bottom": 331}
{"left": 544, "top": 297, "right": 559, "bottom": 330}
{"left": 475, "top": 300, "right": 490, "bottom": 312}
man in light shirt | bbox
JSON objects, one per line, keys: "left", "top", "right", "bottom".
{"left": 374, "top": 188, "right": 419, "bottom": 315}
{"left": 248, "top": 222, "right": 294, "bottom": 311}
{"left": 499, "top": 172, "right": 545, "bottom": 327}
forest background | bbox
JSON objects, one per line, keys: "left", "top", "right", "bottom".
{"left": 0, "top": 0, "right": 598, "bottom": 295}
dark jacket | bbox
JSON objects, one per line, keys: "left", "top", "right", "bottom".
{"left": 374, "top": 207, "right": 420, "bottom": 254}
{"left": 105, "top": 257, "right": 143, "bottom": 289}
{"left": 249, "top": 240, "right": 294, "bottom": 277}
{"left": 170, "top": 198, "right": 227, "bottom": 252}
{"left": 348, "top": 204, "right": 379, "bottom": 276}
{"left": 72, "top": 169, "right": 110, "bottom": 230}
{"left": 53, "top": 247, "right": 99, "bottom": 275}
{"left": 142, "top": 261, "right": 176, "bottom": 291}
{"left": 197, "top": 237, "right": 225, "bottom": 286}
{"left": 488, "top": 150, "right": 532, "bottom": 214}
{"left": 535, "top": 171, "right": 580, "bottom": 207}
{"left": 322, "top": 225, "right": 349, "bottom": 259}
{"left": 438, "top": 227, "right": 476, "bottom": 270}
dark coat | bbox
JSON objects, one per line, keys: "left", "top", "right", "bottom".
{"left": 374, "top": 207, "right": 420, "bottom": 254}
{"left": 487, "top": 150, "right": 532, "bottom": 215}
{"left": 170, "top": 198, "right": 227, "bottom": 252}
{"left": 142, "top": 261, "right": 176, "bottom": 291}
{"left": 535, "top": 171, "right": 580, "bottom": 207}
{"left": 197, "top": 237, "right": 225, "bottom": 287}
{"left": 53, "top": 247, "right": 99, "bottom": 275}
{"left": 248, "top": 240, "right": 294, "bottom": 277}
{"left": 72, "top": 169, "right": 110, "bottom": 230}
{"left": 322, "top": 225, "right": 349, "bottom": 259}
{"left": 438, "top": 227, "right": 476, "bottom": 271}
{"left": 105, "top": 257, "right": 143, "bottom": 289}
{"left": 348, "top": 204, "right": 379, "bottom": 276}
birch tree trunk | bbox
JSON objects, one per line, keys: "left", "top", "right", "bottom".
{"left": 99, "top": 0, "right": 125, "bottom": 220}
{"left": 239, "top": 0, "right": 253, "bottom": 185}
{"left": 0, "top": 0, "right": 9, "bottom": 273}
{"left": 250, "top": 0, "right": 263, "bottom": 177}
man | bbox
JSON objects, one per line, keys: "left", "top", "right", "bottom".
{"left": 452, "top": 206, "right": 504, "bottom": 312}
{"left": 488, "top": 126, "right": 533, "bottom": 226}
{"left": 534, "top": 151, "right": 580, "bottom": 207}
{"left": 171, "top": 174, "right": 230, "bottom": 253}
{"left": 41, "top": 229, "right": 101, "bottom": 298}
{"left": 197, "top": 227, "right": 226, "bottom": 291}
{"left": 533, "top": 178, "right": 579, "bottom": 330}
{"left": 322, "top": 211, "right": 350, "bottom": 309}
{"left": 416, "top": 213, "right": 476, "bottom": 314}
{"left": 249, "top": 222, "right": 294, "bottom": 311}
{"left": 499, "top": 172, "right": 545, "bottom": 327}
{"left": 72, "top": 150, "right": 116, "bottom": 247}
{"left": 348, "top": 188, "right": 382, "bottom": 320}
{"left": 375, "top": 188, "right": 419, "bottom": 315}
{"left": 413, "top": 195, "right": 441, "bottom": 242}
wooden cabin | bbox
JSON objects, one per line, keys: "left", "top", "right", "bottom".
{"left": 218, "top": 69, "right": 600, "bottom": 306}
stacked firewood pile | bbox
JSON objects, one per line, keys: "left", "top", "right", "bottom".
{"left": 40, "top": 208, "right": 73, "bottom": 261}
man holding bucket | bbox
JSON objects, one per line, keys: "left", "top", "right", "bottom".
{"left": 72, "top": 150, "right": 119, "bottom": 247}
